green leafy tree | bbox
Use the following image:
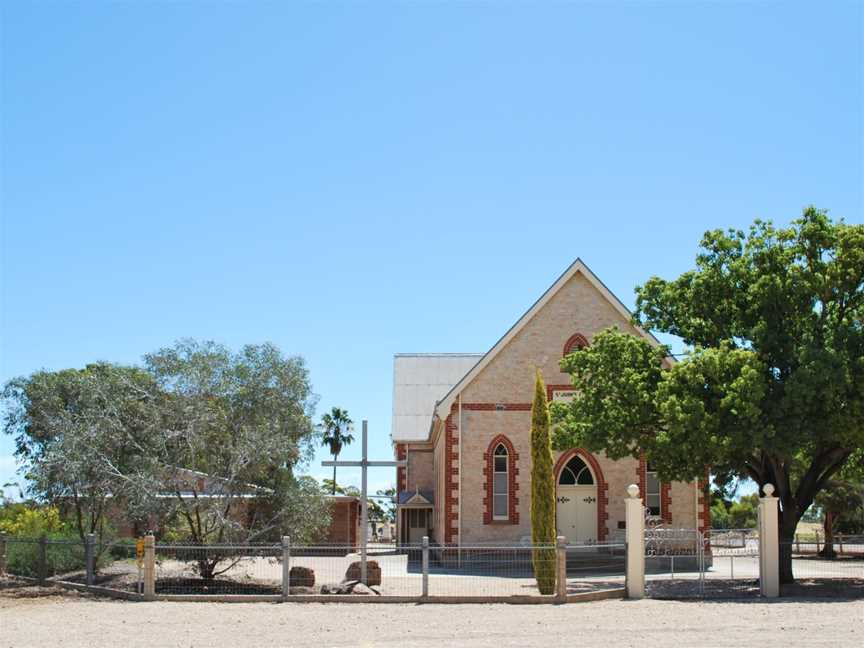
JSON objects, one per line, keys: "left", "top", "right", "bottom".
{"left": 140, "top": 340, "right": 329, "bottom": 578}
{"left": 319, "top": 408, "right": 354, "bottom": 495}
{"left": 2, "top": 363, "right": 161, "bottom": 546}
{"left": 728, "top": 494, "right": 758, "bottom": 529}
{"left": 530, "top": 370, "right": 557, "bottom": 595}
{"left": 552, "top": 209, "right": 864, "bottom": 583}
{"left": 814, "top": 480, "right": 863, "bottom": 557}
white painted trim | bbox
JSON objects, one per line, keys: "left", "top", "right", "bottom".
{"left": 434, "top": 258, "right": 669, "bottom": 419}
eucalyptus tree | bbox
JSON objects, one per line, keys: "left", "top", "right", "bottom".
{"left": 319, "top": 407, "right": 354, "bottom": 494}
{"left": 140, "top": 340, "right": 329, "bottom": 577}
{"left": 552, "top": 208, "right": 864, "bottom": 582}
{"left": 2, "top": 363, "right": 162, "bottom": 544}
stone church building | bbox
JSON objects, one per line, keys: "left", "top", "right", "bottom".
{"left": 391, "top": 259, "right": 709, "bottom": 546}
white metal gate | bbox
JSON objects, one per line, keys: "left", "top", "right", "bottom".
{"left": 644, "top": 527, "right": 760, "bottom": 598}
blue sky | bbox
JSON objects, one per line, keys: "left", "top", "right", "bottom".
{"left": 1, "top": 2, "right": 861, "bottom": 499}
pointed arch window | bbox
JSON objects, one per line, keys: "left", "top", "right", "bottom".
{"left": 558, "top": 455, "right": 594, "bottom": 485}
{"left": 484, "top": 435, "right": 519, "bottom": 525}
{"left": 492, "top": 444, "right": 509, "bottom": 520}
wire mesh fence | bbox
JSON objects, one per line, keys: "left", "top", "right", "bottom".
{"left": 154, "top": 543, "right": 283, "bottom": 595}
{"left": 779, "top": 541, "right": 864, "bottom": 597}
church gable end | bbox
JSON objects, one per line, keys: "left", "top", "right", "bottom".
{"left": 459, "top": 269, "right": 645, "bottom": 405}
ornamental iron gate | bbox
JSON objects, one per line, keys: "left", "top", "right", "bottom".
{"left": 644, "top": 526, "right": 760, "bottom": 599}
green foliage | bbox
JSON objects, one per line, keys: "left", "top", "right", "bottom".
{"left": 2, "top": 363, "right": 162, "bottom": 544}
{"left": 3, "top": 339, "right": 331, "bottom": 581}
{"left": 552, "top": 208, "right": 864, "bottom": 582}
{"left": 0, "top": 504, "right": 66, "bottom": 536}
{"left": 319, "top": 407, "right": 354, "bottom": 494}
{"left": 530, "top": 370, "right": 557, "bottom": 595}
{"left": 728, "top": 495, "right": 758, "bottom": 529}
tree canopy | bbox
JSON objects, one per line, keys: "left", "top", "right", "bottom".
{"left": 552, "top": 208, "right": 863, "bottom": 582}
{"left": 3, "top": 340, "right": 331, "bottom": 569}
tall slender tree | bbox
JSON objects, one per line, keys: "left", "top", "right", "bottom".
{"left": 320, "top": 407, "right": 354, "bottom": 495}
{"left": 530, "top": 369, "right": 557, "bottom": 595}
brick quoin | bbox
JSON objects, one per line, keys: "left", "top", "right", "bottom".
{"left": 482, "top": 434, "right": 520, "bottom": 525}
{"left": 697, "top": 471, "right": 711, "bottom": 535}
{"left": 553, "top": 448, "right": 609, "bottom": 541}
{"left": 661, "top": 483, "right": 672, "bottom": 524}
{"left": 444, "top": 409, "right": 459, "bottom": 545}
{"left": 396, "top": 443, "right": 407, "bottom": 493}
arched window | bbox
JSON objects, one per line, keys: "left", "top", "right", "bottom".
{"left": 558, "top": 455, "right": 594, "bottom": 485}
{"left": 492, "top": 444, "right": 509, "bottom": 520}
{"left": 563, "top": 333, "right": 590, "bottom": 356}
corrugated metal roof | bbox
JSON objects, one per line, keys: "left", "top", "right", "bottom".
{"left": 391, "top": 353, "right": 482, "bottom": 442}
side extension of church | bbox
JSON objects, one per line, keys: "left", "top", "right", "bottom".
{"left": 392, "top": 259, "right": 710, "bottom": 546}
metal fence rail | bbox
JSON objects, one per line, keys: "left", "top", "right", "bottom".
{"left": 155, "top": 544, "right": 283, "bottom": 595}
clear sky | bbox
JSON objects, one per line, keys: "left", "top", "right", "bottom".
{"left": 1, "top": 1, "right": 861, "bottom": 499}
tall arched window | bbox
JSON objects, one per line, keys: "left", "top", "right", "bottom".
{"left": 492, "top": 444, "right": 509, "bottom": 520}
{"left": 484, "top": 435, "right": 519, "bottom": 525}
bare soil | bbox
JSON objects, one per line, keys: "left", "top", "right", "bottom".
{"left": 1, "top": 581, "right": 862, "bottom": 648}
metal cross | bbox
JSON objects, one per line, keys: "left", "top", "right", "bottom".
{"left": 322, "top": 419, "right": 406, "bottom": 585}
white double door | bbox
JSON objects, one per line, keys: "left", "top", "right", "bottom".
{"left": 556, "top": 485, "right": 598, "bottom": 544}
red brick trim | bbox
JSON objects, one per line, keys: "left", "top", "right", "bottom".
{"left": 661, "top": 483, "right": 672, "bottom": 524}
{"left": 461, "top": 403, "right": 532, "bottom": 411}
{"left": 563, "top": 332, "right": 590, "bottom": 356}
{"left": 637, "top": 454, "right": 647, "bottom": 503}
{"left": 443, "top": 411, "right": 459, "bottom": 544}
{"left": 697, "top": 472, "right": 710, "bottom": 535}
{"left": 553, "top": 448, "right": 609, "bottom": 541}
{"left": 482, "top": 435, "right": 520, "bottom": 525}
{"left": 545, "top": 384, "right": 573, "bottom": 402}
{"left": 396, "top": 443, "right": 407, "bottom": 493}
{"left": 639, "top": 454, "right": 672, "bottom": 523}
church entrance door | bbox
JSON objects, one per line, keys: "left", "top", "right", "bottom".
{"left": 556, "top": 454, "right": 598, "bottom": 544}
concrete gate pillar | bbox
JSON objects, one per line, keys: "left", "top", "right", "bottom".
{"left": 758, "top": 483, "right": 780, "bottom": 598}
{"left": 625, "top": 484, "right": 645, "bottom": 599}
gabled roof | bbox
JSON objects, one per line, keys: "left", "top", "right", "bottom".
{"left": 432, "top": 258, "right": 667, "bottom": 420}
{"left": 391, "top": 353, "right": 483, "bottom": 442}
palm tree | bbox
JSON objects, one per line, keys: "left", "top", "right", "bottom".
{"left": 320, "top": 407, "right": 354, "bottom": 495}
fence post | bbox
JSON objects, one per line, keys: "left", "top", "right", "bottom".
{"left": 421, "top": 536, "right": 429, "bottom": 600}
{"left": 555, "top": 535, "right": 567, "bottom": 603}
{"left": 38, "top": 534, "right": 47, "bottom": 585}
{"left": 625, "top": 484, "right": 645, "bottom": 599}
{"left": 143, "top": 534, "right": 155, "bottom": 601}
{"left": 281, "top": 535, "right": 291, "bottom": 601}
{"left": 85, "top": 533, "right": 95, "bottom": 587}
{"left": 757, "top": 484, "right": 779, "bottom": 598}
{"left": 0, "top": 532, "right": 6, "bottom": 576}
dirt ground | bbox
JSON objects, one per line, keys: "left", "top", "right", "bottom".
{"left": 0, "top": 584, "right": 862, "bottom": 648}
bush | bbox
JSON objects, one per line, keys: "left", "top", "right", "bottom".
{"left": 5, "top": 531, "right": 87, "bottom": 578}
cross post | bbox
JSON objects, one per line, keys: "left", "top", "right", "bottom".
{"left": 322, "top": 419, "right": 406, "bottom": 586}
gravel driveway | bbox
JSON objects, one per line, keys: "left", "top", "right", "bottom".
{"left": 1, "top": 588, "right": 862, "bottom": 648}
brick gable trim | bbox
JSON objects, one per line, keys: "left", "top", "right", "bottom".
{"left": 562, "top": 332, "right": 590, "bottom": 356}
{"left": 482, "top": 434, "right": 520, "bottom": 525}
{"left": 553, "top": 448, "right": 609, "bottom": 541}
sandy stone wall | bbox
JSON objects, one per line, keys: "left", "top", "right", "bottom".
{"left": 406, "top": 446, "right": 435, "bottom": 493}
{"left": 449, "top": 269, "right": 697, "bottom": 542}
{"left": 461, "top": 272, "right": 645, "bottom": 404}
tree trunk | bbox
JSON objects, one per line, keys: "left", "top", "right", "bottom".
{"left": 778, "top": 495, "right": 803, "bottom": 585}
{"left": 819, "top": 511, "right": 836, "bottom": 558}
{"left": 332, "top": 455, "right": 337, "bottom": 495}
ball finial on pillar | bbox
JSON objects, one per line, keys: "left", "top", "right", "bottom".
{"left": 627, "top": 484, "right": 640, "bottom": 498}
{"left": 763, "top": 483, "right": 775, "bottom": 497}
